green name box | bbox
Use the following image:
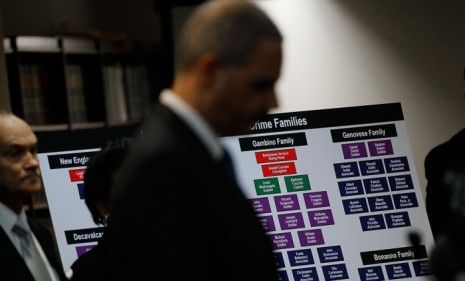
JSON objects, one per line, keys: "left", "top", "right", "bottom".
{"left": 284, "top": 174, "right": 311, "bottom": 192}
{"left": 254, "top": 178, "right": 281, "bottom": 195}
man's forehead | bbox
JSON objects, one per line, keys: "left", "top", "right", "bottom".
{"left": 0, "top": 136, "right": 37, "bottom": 151}
{"left": 0, "top": 117, "right": 37, "bottom": 148}
{"left": 1, "top": 135, "right": 37, "bottom": 145}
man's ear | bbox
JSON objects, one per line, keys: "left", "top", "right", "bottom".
{"left": 194, "top": 53, "right": 220, "bottom": 86}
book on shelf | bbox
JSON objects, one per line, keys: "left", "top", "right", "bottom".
{"left": 19, "top": 64, "right": 47, "bottom": 125}
{"left": 103, "top": 63, "right": 128, "bottom": 125}
{"left": 7, "top": 36, "right": 158, "bottom": 128}
{"left": 65, "top": 64, "right": 88, "bottom": 123}
{"left": 124, "top": 65, "right": 151, "bottom": 121}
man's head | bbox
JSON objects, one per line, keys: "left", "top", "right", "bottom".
{"left": 0, "top": 112, "right": 41, "bottom": 211}
{"left": 173, "top": 0, "right": 283, "bottom": 135}
{"left": 84, "top": 138, "right": 130, "bottom": 225}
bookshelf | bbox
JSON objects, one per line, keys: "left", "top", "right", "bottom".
{"left": 4, "top": 36, "right": 159, "bottom": 215}
{"left": 4, "top": 36, "right": 159, "bottom": 131}
{"left": 63, "top": 37, "right": 104, "bottom": 127}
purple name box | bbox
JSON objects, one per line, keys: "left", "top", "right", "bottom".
{"left": 338, "top": 180, "right": 364, "bottom": 197}
{"left": 322, "top": 263, "right": 349, "bottom": 281}
{"left": 342, "top": 198, "right": 369, "bottom": 215}
{"left": 384, "top": 211, "right": 411, "bottom": 229}
{"left": 342, "top": 142, "right": 368, "bottom": 159}
{"left": 368, "top": 140, "right": 394, "bottom": 157}
{"left": 384, "top": 157, "right": 410, "bottom": 173}
{"left": 367, "top": 195, "right": 394, "bottom": 212}
{"left": 75, "top": 244, "right": 96, "bottom": 257}
{"left": 358, "top": 266, "right": 384, "bottom": 281}
{"left": 249, "top": 197, "right": 271, "bottom": 214}
{"left": 334, "top": 162, "right": 360, "bottom": 178}
{"left": 386, "top": 262, "right": 412, "bottom": 279}
{"left": 317, "top": 245, "right": 344, "bottom": 263}
{"left": 298, "top": 229, "right": 325, "bottom": 247}
{"left": 303, "top": 191, "right": 330, "bottom": 209}
{"left": 308, "top": 209, "right": 335, "bottom": 226}
{"left": 273, "top": 252, "right": 285, "bottom": 268}
{"left": 392, "top": 192, "right": 419, "bottom": 209}
{"left": 278, "top": 212, "right": 305, "bottom": 230}
{"left": 359, "top": 159, "right": 385, "bottom": 176}
{"left": 258, "top": 215, "right": 276, "bottom": 232}
{"left": 359, "top": 214, "right": 386, "bottom": 231}
{"left": 412, "top": 260, "right": 432, "bottom": 276}
{"left": 363, "top": 177, "right": 389, "bottom": 194}
{"left": 77, "top": 183, "right": 85, "bottom": 200}
{"left": 292, "top": 267, "right": 319, "bottom": 281}
{"left": 274, "top": 194, "right": 300, "bottom": 212}
{"left": 269, "top": 232, "right": 294, "bottom": 250}
{"left": 288, "top": 249, "right": 314, "bottom": 267}
{"left": 388, "top": 175, "right": 414, "bottom": 191}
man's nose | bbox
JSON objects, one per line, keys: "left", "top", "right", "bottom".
{"left": 24, "top": 152, "right": 39, "bottom": 170}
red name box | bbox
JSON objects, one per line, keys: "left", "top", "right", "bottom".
{"left": 255, "top": 149, "right": 297, "bottom": 164}
{"left": 69, "top": 169, "right": 86, "bottom": 182}
{"left": 262, "top": 162, "right": 297, "bottom": 177}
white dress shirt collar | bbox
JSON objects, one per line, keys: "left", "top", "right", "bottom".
{"left": 0, "top": 201, "right": 21, "bottom": 235}
{"left": 0, "top": 202, "right": 32, "bottom": 259}
{"left": 159, "top": 89, "right": 224, "bottom": 161}
{"left": 0, "top": 202, "right": 59, "bottom": 281}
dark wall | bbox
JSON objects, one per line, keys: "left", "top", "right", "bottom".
{"left": 0, "top": 0, "right": 160, "bottom": 43}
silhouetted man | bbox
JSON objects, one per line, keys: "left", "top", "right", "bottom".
{"left": 104, "top": 1, "right": 283, "bottom": 280}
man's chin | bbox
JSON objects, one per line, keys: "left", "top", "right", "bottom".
{"left": 21, "top": 186, "right": 42, "bottom": 194}
{"left": 0, "top": 188, "right": 42, "bottom": 200}
{"left": 21, "top": 180, "right": 43, "bottom": 193}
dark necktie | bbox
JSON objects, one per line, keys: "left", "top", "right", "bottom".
{"left": 220, "top": 149, "right": 237, "bottom": 185}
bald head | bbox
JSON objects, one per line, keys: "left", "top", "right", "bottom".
{"left": 0, "top": 113, "right": 36, "bottom": 146}
{"left": 0, "top": 112, "right": 41, "bottom": 212}
{"left": 0, "top": 112, "right": 31, "bottom": 131}
{"left": 175, "top": 0, "right": 282, "bottom": 72}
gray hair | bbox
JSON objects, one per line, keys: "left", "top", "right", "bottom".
{"left": 175, "top": 0, "right": 282, "bottom": 71}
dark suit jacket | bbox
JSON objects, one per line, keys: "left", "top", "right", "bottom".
{"left": 70, "top": 243, "right": 114, "bottom": 281}
{"left": 0, "top": 216, "right": 66, "bottom": 281}
{"left": 103, "top": 104, "right": 277, "bottom": 281}
{"left": 425, "top": 128, "right": 465, "bottom": 238}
